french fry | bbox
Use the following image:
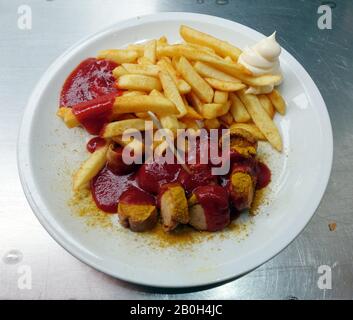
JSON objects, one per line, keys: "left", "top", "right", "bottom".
{"left": 237, "top": 89, "right": 282, "bottom": 151}
{"left": 193, "top": 61, "right": 240, "bottom": 82}
{"left": 186, "top": 91, "right": 203, "bottom": 114}
{"left": 183, "top": 43, "right": 220, "bottom": 58}
{"left": 122, "top": 63, "right": 160, "bottom": 77}
{"left": 205, "top": 78, "right": 246, "bottom": 92}
{"left": 112, "top": 66, "right": 128, "bottom": 78}
{"left": 201, "top": 103, "right": 229, "bottom": 119}
{"left": 183, "top": 106, "right": 203, "bottom": 120}
{"left": 127, "top": 44, "right": 145, "bottom": 56}
{"left": 114, "top": 95, "right": 178, "bottom": 115}
{"left": 171, "top": 56, "right": 179, "bottom": 70}
{"left": 229, "top": 123, "right": 266, "bottom": 141}
{"left": 157, "top": 36, "right": 168, "bottom": 47}
{"left": 204, "top": 118, "right": 220, "bottom": 129}
{"left": 122, "top": 90, "right": 146, "bottom": 97}
{"left": 219, "top": 111, "right": 233, "bottom": 126}
{"left": 179, "top": 118, "right": 200, "bottom": 131}
{"left": 157, "top": 58, "right": 191, "bottom": 94}
{"left": 149, "top": 89, "right": 164, "bottom": 97}
{"left": 158, "top": 45, "right": 250, "bottom": 80}
{"left": 243, "top": 74, "right": 282, "bottom": 87}
{"left": 117, "top": 74, "right": 162, "bottom": 91}
{"left": 229, "top": 93, "right": 251, "bottom": 123}
{"left": 179, "top": 25, "right": 242, "bottom": 61}
{"left": 97, "top": 49, "right": 138, "bottom": 64}
{"left": 177, "top": 56, "right": 214, "bottom": 103}
{"left": 135, "top": 112, "right": 150, "bottom": 119}
{"left": 73, "top": 144, "right": 109, "bottom": 191}
{"left": 56, "top": 107, "right": 65, "bottom": 119}
{"left": 101, "top": 119, "right": 148, "bottom": 138}
{"left": 160, "top": 46, "right": 280, "bottom": 87}
{"left": 144, "top": 40, "right": 157, "bottom": 64}
{"left": 224, "top": 56, "right": 233, "bottom": 63}
{"left": 137, "top": 56, "right": 153, "bottom": 65}
{"left": 268, "top": 89, "right": 286, "bottom": 115}
{"left": 56, "top": 107, "right": 80, "bottom": 128}
{"left": 160, "top": 115, "right": 180, "bottom": 134}
{"left": 213, "top": 91, "right": 229, "bottom": 104}
{"left": 111, "top": 113, "right": 137, "bottom": 121}
{"left": 258, "top": 94, "right": 275, "bottom": 119}
{"left": 159, "top": 70, "right": 187, "bottom": 117}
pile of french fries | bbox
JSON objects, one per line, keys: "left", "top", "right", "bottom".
{"left": 58, "top": 25, "right": 287, "bottom": 191}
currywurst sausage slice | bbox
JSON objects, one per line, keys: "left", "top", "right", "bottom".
{"left": 159, "top": 183, "right": 189, "bottom": 232}
{"left": 118, "top": 187, "right": 157, "bottom": 232}
{"left": 188, "top": 185, "right": 230, "bottom": 232}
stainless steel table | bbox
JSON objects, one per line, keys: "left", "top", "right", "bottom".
{"left": 1, "top": 0, "right": 352, "bottom": 300}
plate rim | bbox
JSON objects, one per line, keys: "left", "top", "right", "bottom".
{"left": 17, "top": 12, "right": 333, "bottom": 288}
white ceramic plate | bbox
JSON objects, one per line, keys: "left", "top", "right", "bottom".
{"left": 18, "top": 12, "right": 333, "bottom": 288}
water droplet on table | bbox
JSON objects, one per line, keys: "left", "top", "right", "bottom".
{"left": 216, "top": 0, "right": 229, "bottom": 5}
{"left": 3, "top": 250, "right": 23, "bottom": 265}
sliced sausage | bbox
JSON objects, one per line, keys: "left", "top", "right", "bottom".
{"left": 117, "top": 187, "right": 157, "bottom": 232}
{"left": 106, "top": 143, "right": 136, "bottom": 175}
{"left": 220, "top": 127, "right": 258, "bottom": 160}
{"left": 158, "top": 183, "right": 189, "bottom": 232}
{"left": 188, "top": 185, "right": 230, "bottom": 232}
{"left": 229, "top": 162, "right": 256, "bottom": 211}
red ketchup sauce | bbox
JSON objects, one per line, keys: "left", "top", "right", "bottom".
{"left": 193, "top": 185, "right": 230, "bottom": 232}
{"left": 90, "top": 167, "right": 138, "bottom": 213}
{"left": 136, "top": 161, "right": 182, "bottom": 194}
{"left": 255, "top": 161, "right": 271, "bottom": 190}
{"left": 86, "top": 137, "right": 106, "bottom": 153}
{"left": 60, "top": 58, "right": 118, "bottom": 106}
{"left": 119, "top": 187, "right": 155, "bottom": 206}
{"left": 60, "top": 58, "right": 123, "bottom": 135}
{"left": 178, "top": 164, "right": 217, "bottom": 195}
{"left": 72, "top": 92, "right": 118, "bottom": 135}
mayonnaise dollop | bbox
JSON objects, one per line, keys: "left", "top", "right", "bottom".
{"left": 238, "top": 32, "right": 282, "bottom": 94}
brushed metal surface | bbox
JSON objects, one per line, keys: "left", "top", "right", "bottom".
{"left": 1, "top": 0, "right": 352, "bottom": 299}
